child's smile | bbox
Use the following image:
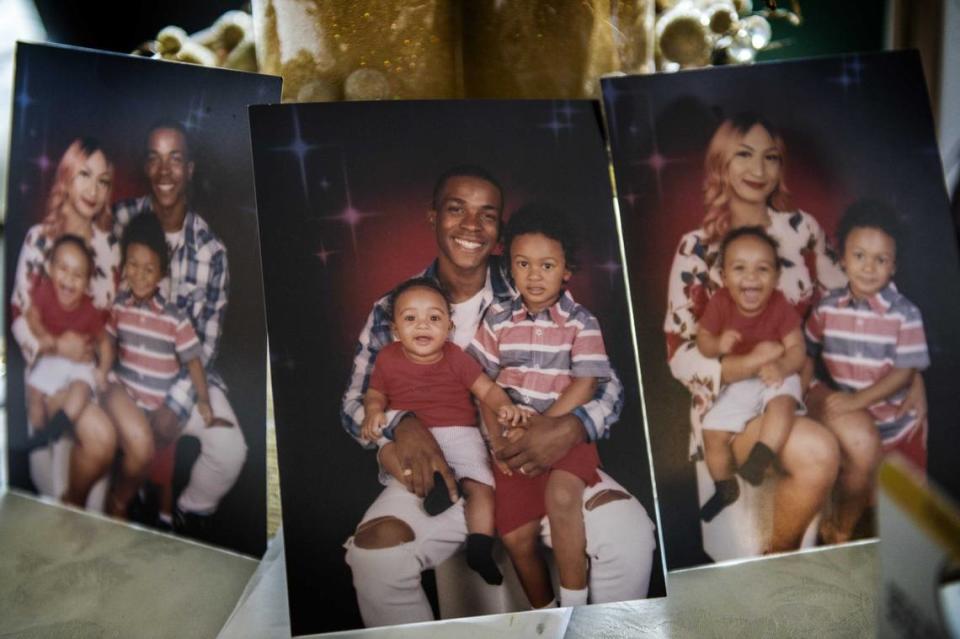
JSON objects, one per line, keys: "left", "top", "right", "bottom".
{"left": 49, "top": 242, "right": 91, "bottom": 311}
{"left": 391, "top": 286, "right": 453, "bottom": 364}
{"left": 721, "top": 234, "right": 779, "bottom": 317}
{"left": 124, "top": 242, "right": 164, "bottom": 301}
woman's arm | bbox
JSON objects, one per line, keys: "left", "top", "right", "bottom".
{"left": 664, "top": 233, "right": 724, "bottom": 402}
{"left": 24, "top": 306, "right": 56, "bottom": 355}
{"left": 758, "top": 328, "right": 805, "bottom": 386}
{"left": 544, "top": 377, "right": 597, "bottom": 418}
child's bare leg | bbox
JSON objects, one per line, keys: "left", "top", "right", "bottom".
{"left": 739, "top": 395, "right": 795, "bottom": 486}
{"left": 40, "top": 384, "right": 89, "bottom": 445}
{"left": 703, "top": 430, "right": 736, "bottom": 481}
{"left": 462, "top": 479, "right": 494, "bottom": 535}
{"left": 546, "top": 470, "right": 588, "bottom": 606}
{"left": 158, "top": 482, "right": 174, "bottom": 520}
{"left": 701, "top": 429, "right": 740, "bottom": 521}
{"left": 27, "top": 387, "right": 48, "bottom": 428}
{"left": 103, "top": 384, "right": 156, "bottom": 518}
{"left": 819, "top": 408, "right": 882, "bottom": 544}
{"left": 758, "top": 395, "right": 795, "bottom": 453}
{"left": 461, "top": 479, "right": 502, "bottom": 584}
{"left": 62, "top": 380, "right": 93, "bottom": 421}
{"left": 502, "top": 520, "right": 554, "bottom": 608}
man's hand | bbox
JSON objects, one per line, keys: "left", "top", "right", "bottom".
{"left": 393, "top": 415, "right": 458, "bottom": 501}
{"left": 56, "top": 331, "right": 93, "bottom": 362}
{"left": 496, "top": 413, "right": 586, "bottom": 477}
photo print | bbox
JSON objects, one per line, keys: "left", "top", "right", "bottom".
{"left": 4, "top": 42, "right": 280, "bottom": 556}
{"left": 602, "top": 50, "right": 960, "bottom": 570}
{"left": 250, "top": 99, "right": 665, "bottom": 635}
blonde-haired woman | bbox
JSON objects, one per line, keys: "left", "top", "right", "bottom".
{"left": 11, "top": 138, "right": 152, "bottom": 513}
{"left": 664, "top": 113, "right": 902, "bottom": 554}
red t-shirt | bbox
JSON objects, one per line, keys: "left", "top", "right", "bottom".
{"left": 30, "top": 276, "right": 106, "bottom": 338}
{"left": 699, "top": 288, "right": 800, "bottom": 356}
{"left": 369, "top": 341, "right": 484, "bottom": 428}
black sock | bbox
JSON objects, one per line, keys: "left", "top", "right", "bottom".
{"left": 738, "top": 442, "right": 776, "bottom": 486}
{"left": 19, "top": 409, "right": 72, "bottom": 453}
{"left": 700, "top": 478, "right": 740, "bottom": 522}
{"left": 466, "top": 533, "right": 503, "bottom": 585}
{"left": 423, "top": 472, "right": 461, "bottom": 516}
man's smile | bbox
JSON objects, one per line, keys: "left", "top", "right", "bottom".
{"left": 453, "top": 237, "right": 484, "bottom": 251}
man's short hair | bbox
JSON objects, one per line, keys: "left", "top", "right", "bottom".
{"left": 836, "top": 198, "right": 903, "bottom": 255}
{"left": 719, "top": 226, "right": 781, "bottom": 270}
{"left": 144, "top": 118, "right": 192, "bottom": 159}
{"left": 121, "top": 212, "right": 170, "bottom": 276}
{"left": 431, "top": 165, "right": 504, "bottom": 213}
{"left": 502, "top": 202, "right": 580, "bottom": 272}
{"left": 385, "top": 277, "right": 452, "bottom": 321}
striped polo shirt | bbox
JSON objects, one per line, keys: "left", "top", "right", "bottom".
{"left": 108, "top": 290, "right": 204, "bottom": 410}
{"left": 805, "top": 283, "right": 929, "bottom": 441}
{"left": 468, "top": 290, "right": 611, "bottom": 414}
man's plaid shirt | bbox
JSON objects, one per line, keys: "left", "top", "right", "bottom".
{"left": 340, "top": 256, "right": 624, "bottom": 448}
{"left": 114, "top": 196, "right": 229, "bottom": 419}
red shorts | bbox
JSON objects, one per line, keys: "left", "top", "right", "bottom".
{"left": 882, "top": 418, "right": 927, "bottom": 473}
{"left": 493, "top": 441, "right": 600, "bottom": 536}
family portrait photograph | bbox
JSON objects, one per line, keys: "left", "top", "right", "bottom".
{"left": 4, "top": 43, "right": 278, "bottom": 556}
{"left": 251, "top": 99, "right": 666, "bottom": 635}
{"left": 602, "top": 50, "right": 960, "bottom": 570}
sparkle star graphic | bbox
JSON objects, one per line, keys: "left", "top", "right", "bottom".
{"left": 314, "top": 241, "right": 339, "bottom": 266}
{"left": 323, "top": 149, "right": 378, "bottom": 256}
{"left": 628, "top": 93, "right": 684, "bottom": 203}
{"left": 538, "top": 100, "right": 575, "bottom": 145}
{"left": 601, "top": 81, "right": 623, "bottom": 135}
{"left": 272, "top": 107, "right": 318, "bottom": 205}
{"left": 595, "top": 253, "right": 623, "bottom": 287}
{"left": 829, "top": 55, "right": 863, "bottom": 92}
{"left": 15, "top": 65, "right": 35, "bottom": 137}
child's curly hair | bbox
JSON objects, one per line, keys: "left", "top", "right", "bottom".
{"left": 836, "top": 198, "right": 903, "bottom": 256}
{"left": 719, "top": 225, "right": 782, "bottom": 270}
{"left": 385, "top": 277, "right": 452, "bottom": 321}
{"left": 121, "top": 213, "right": 170, "bottom": 276}
{"left": 502, "top": 202, "right": 579, "bottom": 272}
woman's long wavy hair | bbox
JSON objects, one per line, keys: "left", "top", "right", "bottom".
{"left": 41, "top": 138, "right": 114, "bottom": 237}
{"left": 701, "top": 113, "right": 791, "bottom": 243}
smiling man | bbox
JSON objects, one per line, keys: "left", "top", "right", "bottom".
{"left": 113, "top": 121, "right": 247, "bottom": 539}
{"left": 340, "top": 165, "right": 656, "bottom": 626}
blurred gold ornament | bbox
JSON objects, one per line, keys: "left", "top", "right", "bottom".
{"left": 657, "top": 3, "right": 711, "bottom": 67}
{"left": 344, "top": 68, "right": 391, "bottom": 100}
{"left": 654, "top": 0, "right": 801, "bottom": 71}
{"left": 137, "top": 10, "right": 258, "bottom": 72}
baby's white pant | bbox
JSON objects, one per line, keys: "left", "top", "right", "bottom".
{"left": 702, "top": 374, "right": 804, "bottom": 433}
{"left": 27, "top": 355, "right": 96, "bottom": 396}
{"left": 344, "top": 469, "right": 656, "bottom": 627}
